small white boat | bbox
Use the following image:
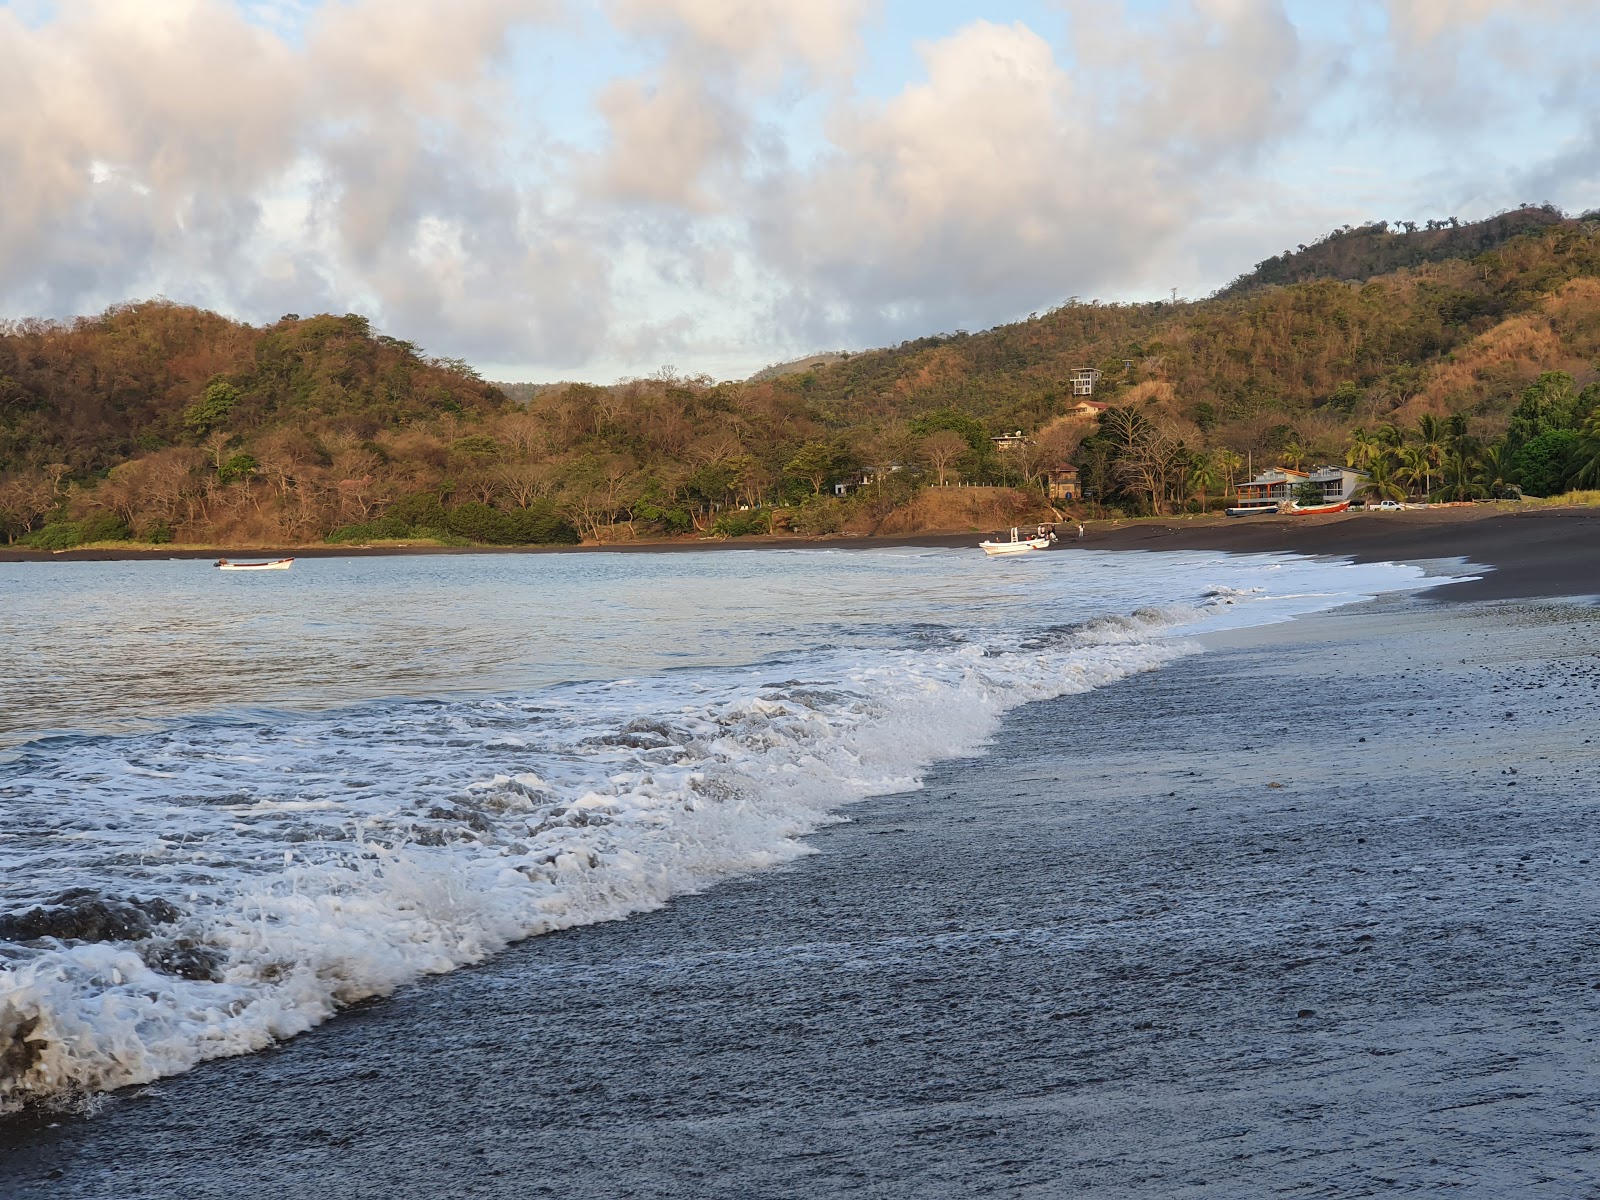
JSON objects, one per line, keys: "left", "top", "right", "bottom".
{"left": 979, "top": 527, "right": 1055, "bottom": 556}
{"left": 215, "top": 558, "right": 294, "bottom": 571}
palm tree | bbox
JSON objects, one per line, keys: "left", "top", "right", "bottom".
{"left": 1434, "top": 449, "right": 1487, "bottom": 501}
{"left": 1476, "top": 443, "right": 1516, "bottom": 498}
{"left": 1214, "top": 447, "right": 1244, "bottom": 496}
{"left": 1359, "top": 458, "right": 1407, "bottom": 503}
{"left": 1281, "top": 438, "right": 1310, "bottom": 471}
{"left": 1396, "top": 445, "right": 1432, "bottom": 499}
{"left": 1415, "top": 413, "right": 1447, "bottom": 483}
{"left": 1346, "top": 427, "right": 1383, "bottom": 470}
{"left": 1376, "top": 421, "right": 1408, "bottom": 451}
{"left": 1567, "top": 409, "right": 1600, "bottom": 489}
{"left": 1189, "top": 455, "right": 1224, "bottom": 512}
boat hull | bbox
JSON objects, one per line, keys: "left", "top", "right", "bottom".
{"left": 216, "top": 558, "right": 295, "bottom": 571}
{"left": 1277, "top": 500, "right": 1351, "bottom": 515}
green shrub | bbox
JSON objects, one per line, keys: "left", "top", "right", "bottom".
{"left": 445, "top": 501, "right": 513, "bottom": 543}
{"left": 218, "top": 452, "right": 257, "bottom": 484}
{"left": 710, "top": 509, "right": 769, "bottom": 538}
{"left": 1515, "top": 429, "right": 1579, "bottom": 497}
{"left": 388, "top": 491, "right": 448, "bottom": 528}
{"left": 22, "top": 522, "right": 82, "bottom": 550}
{"left": 502, "top": 503, "right": 578, "bottom": 545}
{"left": 77, "top": 513, "right": 132, "bottom": 542}
{"left": 326, "top": 515, "right": 414, "bottom": 543}
{"left": 143, "top": 520, "right": 173, "bottom": 544}
{"left": 792, "top": 498, "right": 843, "bottom": 535}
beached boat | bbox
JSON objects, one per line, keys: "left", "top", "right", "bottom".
{"left": 1225, "top": 505, "right": 1277, "bottom": 518}
{"left": 215, "top": 558, "right": 294, "bottom": 571}
{"left": 979, "top": 527, "right": 1054, "bottom": 556}
{"left": 1276, "top": 499, "right": 1351, "bottom": 515}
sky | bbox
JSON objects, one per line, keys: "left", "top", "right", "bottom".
{"left": 1, "top": 0, "right": 1597, "bottom": 384}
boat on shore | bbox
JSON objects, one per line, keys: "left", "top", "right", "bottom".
{"left": 215, "top": 558, "right": 294, "bottom": 571}
{"left": 1225, "top": 505, "right": 1278, "bottom": 518}
{"left": 979, "top": 526, "right": 1055, "bottom": 556}
{"left": 1276, "top": 499, "right": 1352, "bottom": 515}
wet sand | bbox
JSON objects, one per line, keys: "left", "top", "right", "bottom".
{"left": 3, "top": 528, "right": 1598, "bottom": 1196}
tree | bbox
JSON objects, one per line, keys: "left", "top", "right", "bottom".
{"left": 1476, "top": 443, "right": 1516, "bottom": 498}
{"left": 1345, "top": 427, "right": 1383, "bottom": 470}
{"left": 1358, "top": 458, "right": 1407, "bottom": 502}
{"left": 1506, "top": 372, "right": 1580, "bottom": 452}
{"left": 183, "top": 380, "right": 240, "bottom": 434}
{"left": 919, "top": 430, "right": 969, "bottom": 486}
{"left": 1396, "top": 446, "right": 1432, "bottom": 499}
{"left": 1188, "top": 455, "right": 1224, "bottom": 511}
{"left": 1514, "top": 429, "right": 1578, "bottom": 496}
{"left": 1565, "top": 405, "right": 1600, "bottom": 489}
{"left": 784, "top": 441, "right": 842, "bottom": 495}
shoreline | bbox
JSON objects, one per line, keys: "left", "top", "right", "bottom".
{"left": 5, "top": 582, "right": 1596, "bottom": 1195}
{"left": 5, "top": 504, "right": 1598, "bottom": 603}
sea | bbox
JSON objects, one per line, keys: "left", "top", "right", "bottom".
{"left": 0, "top": 545, "right": 1455, "bottom": 1113}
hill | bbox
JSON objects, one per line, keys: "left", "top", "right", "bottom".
{"left": 3, "top": 209, "right": 1600, "bottom": 548}
{"left": 1217, "top": 205, "right": 1574, "bottom": 296}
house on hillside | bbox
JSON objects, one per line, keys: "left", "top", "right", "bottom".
{"left": 1234, "top": 465, "right": 1369, "bottom": 511}
{"left": 1045, "top": 464, "right": 1081, "bottom": 502}
{"left": 1065, "top": 399, "right": 1109, "bottom": 420}
{"left": 833, "top": 464, "right": 911, "bottom": 496}
{"left": 1069, "top": 367, "right": 1102, "bottom": 396}
{"left": 990, "top": 430, "right": 1027, "bottom": 453}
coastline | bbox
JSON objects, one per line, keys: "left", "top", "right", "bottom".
{"left": 3, "top": 514, "right": 1597, "bottom": 1195}
{"left": 3, "top": 506, "right": 1597, "bottom": 604}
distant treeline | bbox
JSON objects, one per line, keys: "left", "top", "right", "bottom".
{"left": 3, "top": 208, "right": 1600, "bottom": 547}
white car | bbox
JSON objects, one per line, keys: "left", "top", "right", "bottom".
{"left": 1374, "top": 500, "right": 1404, "bottom": 511}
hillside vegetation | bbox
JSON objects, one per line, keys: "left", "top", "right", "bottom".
{"left": 3, "top": 208, "right": 1600, "bottom": 548}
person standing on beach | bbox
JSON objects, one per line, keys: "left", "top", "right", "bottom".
{"left": 1077, "top": 524, "right": 1084, "bottom": 539}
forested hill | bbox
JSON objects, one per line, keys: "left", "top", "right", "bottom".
{"left": 3, "top": 210, "right": 1600, "bottom": 550}
{"left": 1216, "top": 206, "right": 1578, "bottom": 296}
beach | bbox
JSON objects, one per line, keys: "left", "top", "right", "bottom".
{"left": 2, "top": 516, "right": 1598, "bottom": 1197}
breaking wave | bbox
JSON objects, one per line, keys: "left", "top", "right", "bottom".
{"left": 0, "top": 550, "right": 1457, "bottom": 1111}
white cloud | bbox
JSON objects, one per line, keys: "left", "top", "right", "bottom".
{"left": 1, "top": 0, "right": 1596, "bottom": 379}
{"left": 752, "top": 5, "right": 1310, "bottom": 344}
{"left": 0, "top": 0, "right": 611, "bottom": 365}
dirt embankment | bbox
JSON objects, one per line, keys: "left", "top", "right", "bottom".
{"left": 849, "top": 487, "right": 1056, "bottom": 536}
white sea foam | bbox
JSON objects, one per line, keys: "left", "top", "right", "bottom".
{"left": 0, "top": 550, "right": 1459, "bottom": 1110}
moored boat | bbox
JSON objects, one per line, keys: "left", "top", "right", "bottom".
{"left": 215, "top": 558, "right": 295, "bottom": 571}
{"left": 979, "top": 526, "right": 1055, "bottom": 556}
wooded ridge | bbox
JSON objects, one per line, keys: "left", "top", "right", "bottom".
{"left": 3, "top": 206, "right": 1599, "bottom": 548}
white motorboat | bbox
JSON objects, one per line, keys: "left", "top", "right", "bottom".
{"left": 215, "top": 558, "right": 294, "bottom": 571}
{"left": 979, "top": 527, "right": 1054, "bottom": 556}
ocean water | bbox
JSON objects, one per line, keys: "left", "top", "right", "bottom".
{"left": 0, "top": 546, "right": 1455, "bottom": 1112}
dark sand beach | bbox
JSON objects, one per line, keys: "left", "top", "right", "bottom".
{"left": 3, "top": 512, "right": 1597, "bottom": 1197}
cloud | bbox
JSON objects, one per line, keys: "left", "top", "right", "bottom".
{"left": 2, "top": 0, "right": 1596, "bottom": 379}
{"left": 0, "top": 0, "right": 613, "bottom": 365}
{"left": 751, "top": 5, "right": 1310, "bottom": 345}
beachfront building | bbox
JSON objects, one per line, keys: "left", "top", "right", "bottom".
{"left": 1045, "top": 463, "right": 1081, "bottom": 502}
{"left": 1233, "top": 467, "right": 1307, "bottom": 512}
{"left": 1234, "top": 465, "right": 1370, "bottom": 511}
{"left": 1306, "top": 465, "right": 1370, "bottom": 503}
